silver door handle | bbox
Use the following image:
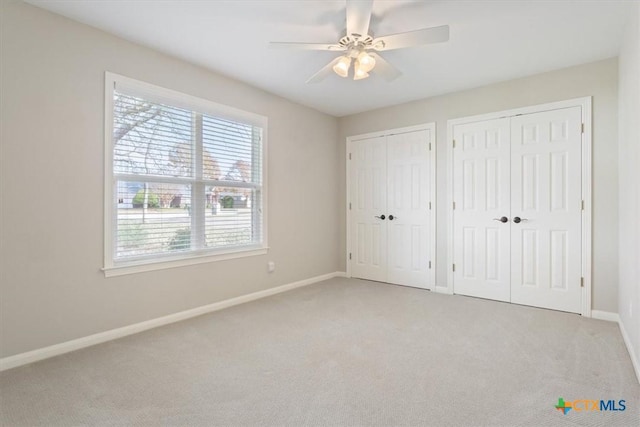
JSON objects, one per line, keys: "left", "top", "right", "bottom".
{"left": 513, "top": 217, "right": 528, "bottom": 223}
{"left": 375, "top": 215, "right": 386, "bottom": 220}
{"left": 493, "top": 217, "right": 508, "bottom": 223}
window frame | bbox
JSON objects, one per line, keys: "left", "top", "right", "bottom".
{"left": 103, "top": 72, "right": 268, "bottom": 277}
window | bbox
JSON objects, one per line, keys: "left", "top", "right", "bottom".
{"left": 104, "top": 73, "right": 267, "bottom": 276}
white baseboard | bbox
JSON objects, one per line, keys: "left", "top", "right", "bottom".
{"left": 618, "top": 316, "right": 640, "bottom": 384}
{"left": 591, "top": 310, "right": 621, "bottom": 322}
{"left": 0, "top": 271, "right": 346, "bottom": 372}
{"left": 591, "top": 310, "right": 640, "bottom": 384}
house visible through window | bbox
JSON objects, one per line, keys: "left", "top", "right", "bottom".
{"left": 104, "top": 73, "right": 267, "bottom": 275}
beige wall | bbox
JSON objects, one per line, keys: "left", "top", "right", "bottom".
{"left": 338, "top": 58, "right": 619, "bottom": 312}
{"left": 0, "top": 1, "right": 339, "bottom": 358}
{"left": 618, "top": 2, "right": 640, "bottom": 372}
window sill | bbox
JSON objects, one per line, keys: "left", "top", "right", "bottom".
{"left": 103, "top": 247, "right": 269, "bottom": 278}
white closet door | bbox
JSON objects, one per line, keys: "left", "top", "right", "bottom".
{"left": 453, "top": 118, "right": 511, "bottom": 302}
{"left": 350, "top": 136, "right": 388, "bottom": 282}
{"left": 386, "top": 130, "right": 431, "bottom": 288}
{"left": 510, "top": 107, "right": 582, "bottom": 313}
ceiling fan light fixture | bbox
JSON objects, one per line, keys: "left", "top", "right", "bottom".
{"left": 353, "top": 61, "right": 370, "bottom": 80}
{"left": 333, "top": 56, "right": 351, "bottom": 78}
{"left": 357, "top": 51, "right": 376, "bottom": 72}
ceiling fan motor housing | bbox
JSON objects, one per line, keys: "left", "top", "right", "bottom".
{"left": 339, "top": 34, "right": 374, "bottom": 56}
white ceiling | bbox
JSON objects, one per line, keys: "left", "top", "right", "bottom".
{"left": 26, "top": 0, "right": 631, "bottom": 117}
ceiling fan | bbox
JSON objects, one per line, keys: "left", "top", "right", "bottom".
{"left": 269, "top": 0, "right": 449, "bottom": 83}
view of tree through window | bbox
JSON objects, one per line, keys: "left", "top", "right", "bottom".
{"left": 111, "top": 89, "right": 264, "bottom": 263}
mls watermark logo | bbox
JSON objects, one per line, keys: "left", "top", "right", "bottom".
{"left": 555, "top": 397, "right": 626, "bottom": 414}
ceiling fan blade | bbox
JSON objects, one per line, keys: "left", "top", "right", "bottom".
{"left": 306, "top": 57, "right": 342, "bottom": 84}
{"left": 269, "top": 42, "right": 346, "bottom": 51}
{"left": 369, "top": 53, "right": 401, "bottom": 81}
{"left": 346, "top": 0, "right": 373, "bottom": 37}
{"left": 372, "top": 25, "right": 449, "bottom": 51}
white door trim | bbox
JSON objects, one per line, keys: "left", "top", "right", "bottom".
{"left": 346, "top": 123, "right": 437, "bottom": 289}
{"left": 446, "top": 97, "right": 593, "bottom": 316}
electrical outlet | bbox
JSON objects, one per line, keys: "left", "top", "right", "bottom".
{"left": 268, "top": 261, "right": 275, "bottom": 273}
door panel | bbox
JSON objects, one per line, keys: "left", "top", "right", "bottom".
{"left": 349, "top": 129, "right": 432, "bottom": 289}
{"left": 350, "top": 136, "right": 387, "bottom": 282}
{"left": 510, "top": 107, "right": 582, "bottom": 313}
{"left": 453, "top": 119, "right": 511, "bottom": 301}
{"left": 387, "top": 130, "right": 431, "bottom": 288}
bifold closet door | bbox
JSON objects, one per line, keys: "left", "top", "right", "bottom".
{"left": 350, "top": 130, "right": 432, "bottom": 289}
{"left": 350, "top": 136, "right": 388, "bottom": 283}
{"left": 510, "top": 107, "right": 582, "bottom": 313}
{"left": 386, "top": 131, "right": 431, "bottom": 288}
{"left": 452, "top": 118, "right": 512, "bottom": 301}
{"left": 452, "top": 106, "right": 583, "bottom": 313}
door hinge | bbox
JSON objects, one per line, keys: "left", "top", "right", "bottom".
{"left": 349, "top": 253, "right": 352, "bottom": 260}
{"left": 349, "top": 202, "right": 352, "bottom": 210}
{"left": 453, "top": 201, "right": 456, "bottom": 210}
{"left": 453, "top": 139, "right": 456, "bottom": 148}
{"left": 452, "top": 264, "right": 456, "bottom": 272}
{"left": 581, "top": 123, "right": 585, "bottom": 134}
{"left": 581, "top": 200, "right": 584, "bottom": 210}
{"left": 428, "top": 261, "right": 432, "bottom": 269}
{"left": 580, "top": 277, "right": 584, "bottom": 287}
{"left": 348, "top": 153, "right": 352, "bottom": 160}
{"left": 429, "top": 143, "right": 432, "bottom": 151}
{"left": 429, "top": 202, "right": 432, "bottom": 210}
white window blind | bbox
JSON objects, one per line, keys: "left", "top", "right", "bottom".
{"left": 105, "top": 73, "right": 266, "bottom": 274}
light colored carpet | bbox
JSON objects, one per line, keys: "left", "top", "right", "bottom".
{"left": 1, "top": 278, "right": 638, "bottom": 426}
